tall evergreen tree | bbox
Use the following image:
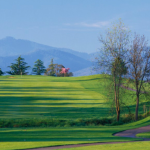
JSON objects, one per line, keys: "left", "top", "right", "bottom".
{"left": 45, "top": 59, "right": 56, "bottom": 76}
{"left": 0, "top": 68, "right": 4, "bottom": 76}
{"left": 32, "top": 59, "right": 46, "bottom": 75}
{"left": 7, "top": 56, "right": 30, "bottom": 75}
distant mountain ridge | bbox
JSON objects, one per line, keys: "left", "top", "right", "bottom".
{"left": 0, "top": 36, "right": 53, "bottom": 56}
{"left": 0, "top": 37, "right": 97, "bottom": 76}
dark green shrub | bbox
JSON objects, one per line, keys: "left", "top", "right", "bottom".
{"left": 0, "top": 114, "right": 149, "bottom": 128}
{"left": 121, "top": 113, "right": 135, "bottom": 123}
{"left": 111, "top": 120, "right": 124, "bottom": 126}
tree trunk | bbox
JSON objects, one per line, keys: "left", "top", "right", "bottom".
{"left": 113, "top": 72, "right": 120, "bottom": 121}
{"left": 135, "top": 79, "right": 139, "bottom": 121}
{"left": 117, "top": 106, "right": 120, "bottom": 121}
{"left": 135, "top": 94, "right": 139, "bottom": 121}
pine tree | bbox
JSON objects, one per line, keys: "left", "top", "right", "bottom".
{"left": 45, "top": 59, "right": 56, "bottom": 76}
{"left": 7, "top": 56, "right": 30, "bottom": 75}
{"left": 32, "top": 59, "right": 46, "bottom": 75}
{"left": 0, "top": 68, "right": 4, "bottom": 76}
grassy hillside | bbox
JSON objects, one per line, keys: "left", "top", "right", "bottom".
{"left": 0, "top": 75, "right": 149, "bottom": 121}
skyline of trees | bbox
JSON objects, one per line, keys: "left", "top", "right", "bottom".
{"left": 3, "top": 57, "right": 73, "bottom": 77}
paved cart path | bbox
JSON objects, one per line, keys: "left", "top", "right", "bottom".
{"left": 24, "top": 125, "right": 150, "bottom": 150}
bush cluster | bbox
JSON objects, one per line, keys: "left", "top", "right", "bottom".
{"left": 1, "top": 114, "right": 148, "bottom": 128}
{"left": 0, "top": 118, "right": 113, "bottom": 128}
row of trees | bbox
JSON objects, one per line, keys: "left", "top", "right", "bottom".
{"left": 0, "top": 57, "right": 73, "bottom": 77}
{"left": 96, "top": 19, "right": 150, "bottom": 121}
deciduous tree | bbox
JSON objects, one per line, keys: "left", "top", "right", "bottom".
{"left": 128, "top": 34, "right": 150, "bottom": 120}
{"left": 60, "top": 67, "right": 73, "bottom": 77}
{"left": 96, "top": 20, "right": 129, "bottom": 121}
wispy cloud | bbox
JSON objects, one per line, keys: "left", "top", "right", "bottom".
{"left": 65, "top": 21, "right": 110, "bottom": 28}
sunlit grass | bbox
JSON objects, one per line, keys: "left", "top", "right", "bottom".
{"left": 0, "top": 75, "right": 109, "bottom": 119}
{"left": 58, "top": 141, "right": 150, "bottom": 150}
{"left": 137, "top": 131, "right": 150, "bottom": 138}
{"left": 0, "top": 74, "right": 149, "bottom": 119}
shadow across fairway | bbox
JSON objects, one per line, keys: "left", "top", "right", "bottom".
{"left": 0, "top": 128, "right": 130, "bottom": 142}
{"left": 0, "top": 93, "right": 109, "bottom": 119}
{"left": 0, "top": 93, "right": 148, "bottom": 119}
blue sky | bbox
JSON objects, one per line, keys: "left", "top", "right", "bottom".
{"left": 0, "top": 0, "right": 150, "bottom": 53}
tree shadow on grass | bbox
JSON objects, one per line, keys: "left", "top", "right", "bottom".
{"left": 0, "top": 129, "right": 133, "bottom": 142}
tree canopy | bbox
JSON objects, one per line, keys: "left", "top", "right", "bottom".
{"left": 0, "top": 68, "right": 4, "bottom": 76}
{"left": 128, "top": 34, "right": 150, "bottom": 120}
{"left": 96, "top": 19, "right": 130, "bottom": 121}
{"left": 45, "top": 59, "right": 73, "bottom": 77}
{"left": 45, "top": 59, "right": 56, "bottom": 76}
{"left": 32, "top": 59, "right": 46, "bottom": 75}
{"left": 7, "top": 56, "right": 30, "bottom": 75}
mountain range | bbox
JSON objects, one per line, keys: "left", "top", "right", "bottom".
{"left": 0, "top": 36, "right": 98, "bottom": 76}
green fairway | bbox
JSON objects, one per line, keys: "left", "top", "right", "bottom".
{"left": 1, "top": 116, "right": 150, "bottom": 150}
{"left": 0, "top": 75, "right": 148, "bottom": 121}
{"left": 0, "top": 75, "right": 109, "bottom": 120}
